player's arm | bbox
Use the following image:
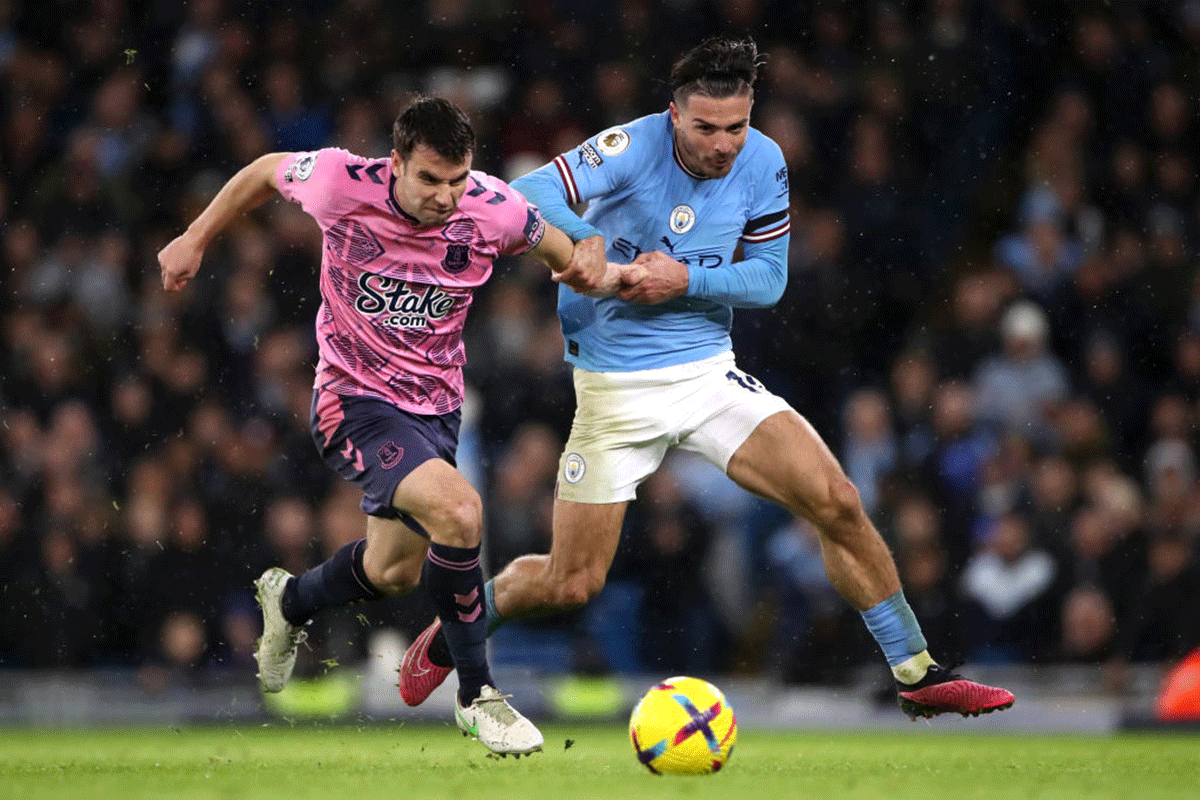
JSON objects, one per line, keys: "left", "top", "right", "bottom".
{"left": 682, "top": 230, "right": 789, "bottom": 308}
{"left": 622, "top": 145, "right": 791, "bottom": 307}
{"left": 513, "top": 131, "right": 641, "bottom": 293}
{"left": 527, "top": 222, "right": 623, "bottom": 298}
{"left": 511, "top": 160, "right": 603, "bottom": 244}
{"left": 619, "top": 232, "right": 788, "bottom": 308}
{"left": 158, "top": 152, "right": 290, "bottom": 291}
{"left": 512, "top": 166, "right": 610, "bottom": 295}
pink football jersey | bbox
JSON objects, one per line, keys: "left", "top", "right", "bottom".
{"left": 276, "top": 149, "right": 546, "bottom": 414}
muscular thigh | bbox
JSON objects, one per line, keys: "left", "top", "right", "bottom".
{"left": 391, "top": 457, "right": 477, "bottom": 525}
{"left": 362, "top": 459, "right": 482, "bottom": 585}
{"left": 725, "top": 409, "right": 849, "bottom": 521}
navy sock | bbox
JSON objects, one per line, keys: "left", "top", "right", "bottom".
{"left": 427, "top": 579, "right": 499, "bottom": 668}
{"left": 423, "top": 542, "right": 491, "bottom": 704}
{"left": 281, "top": 539, "right": 382, "bottom": 626}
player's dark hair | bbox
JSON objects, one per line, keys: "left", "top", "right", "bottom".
{"left": 670, "top": 37, "right": 761, "bottom": 102}
{"left": 392, "top": 96, "right": 475, "bottom": 162}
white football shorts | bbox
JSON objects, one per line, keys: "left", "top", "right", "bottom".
{"left": 556, "top": 351, "right": 793, "bottom": 504}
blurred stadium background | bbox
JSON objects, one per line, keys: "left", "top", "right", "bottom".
{"left": 2, "top": 0, "right": 1200, "bottom": 731}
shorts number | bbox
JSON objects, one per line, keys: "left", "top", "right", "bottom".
{"left": 726, "top": 369, "right": 763, "bottom": 393}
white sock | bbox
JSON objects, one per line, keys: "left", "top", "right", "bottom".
{"left": 892, "top": 650, "right": 936, "bottom": 685}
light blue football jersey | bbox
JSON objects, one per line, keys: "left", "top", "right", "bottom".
{"left": 513, "top": 110, "right": 791, "bottom": 372}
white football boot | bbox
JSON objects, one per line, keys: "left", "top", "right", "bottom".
{"left": 455, "top": 685, "right": 544, "bottom": 756}
{"left": 254, "top": 567, "right": 307, "bottom": 692}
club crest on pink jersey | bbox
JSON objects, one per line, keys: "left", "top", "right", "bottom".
{"left": 442, "top": 243, "right": 471, "bottom": 273}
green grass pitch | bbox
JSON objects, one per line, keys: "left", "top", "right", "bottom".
{"left": 2, "top": 725, "right": 1196, "bottom": 800}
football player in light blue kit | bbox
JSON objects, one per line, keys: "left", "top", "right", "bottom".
{"left": 400, "top": 37, "right": 1014, "bottom": 719}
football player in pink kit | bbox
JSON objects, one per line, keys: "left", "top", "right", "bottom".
{"left": 158, "top": 97, "right": 618, "bottom": 756}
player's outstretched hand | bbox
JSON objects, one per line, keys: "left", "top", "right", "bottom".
{"left": 158, "top": 233, "right": 204, "bottom": 291}
{"left": 617, "top": 251, "right": 688, "bottom": 304}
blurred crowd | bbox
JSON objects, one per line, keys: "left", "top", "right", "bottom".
{"left": 2, "top": 1, "right": 1199, "bottom": 693}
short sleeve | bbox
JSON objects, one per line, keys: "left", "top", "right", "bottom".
{"left": 471, "top": 173, "right": 546, "bottom": 256}
{"left": 276, "top": 148, "right": 355, "bottom": 225}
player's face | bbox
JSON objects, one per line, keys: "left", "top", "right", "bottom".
{"left": 391, "top": 144, "right": 472, "bottom": 226}
{"left": 670, "top": 92, "right": 752, "bottom": 179}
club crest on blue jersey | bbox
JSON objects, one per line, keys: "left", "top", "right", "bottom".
{"left": 442, "top": 243, "right": 471, "bottom": 273}
{"left": 670, "top": 204, "right": 696, "bottom": 234}
{"left": 596, "top": 128, "right": 630, "bottom": 155}
{"left": 563, "top": 453, "right": 586, "bottom": 484}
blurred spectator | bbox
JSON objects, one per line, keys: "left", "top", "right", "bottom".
{"left": 1049, "top": 584, "right": 1118, "bottom": 664}
{"left": 888, "top": 349, "right": 937, "bottom": 471}
{"left": 4, "top": 526, "right": 105, "bottom": 667}
{"left": 921, "top": 380, "right": 991, "bottom": 569}
{"left": 994, "top": 186, "right": 1084, "bottom": 304}
{"left": 961, "top": 513, "right": 1057, "bottom": 662}
{"left": 261, "top": 60, "right": 333, "bottom": 152}
{"left": 1027, "top": 454, "right": 1080, "bottom": 554}
{"left": 973, "top": 300, "right": 1069, "bottom": 442}
{"left": 1118, "top": 530, "right": 1200, "bottom": 663}
{"left": 138, "top": 610, "right": 210, "bottom": 692}
{"left": 930, "top": 271, "right": 1005, "bottom": 382}
{"left": 1058, "top": 500, "right": 1146, "bottom": 625}
{"left": 626, "top": 468, "right": 725, "bottom": 676}
{"left": 486, "top": 422, "right": 575, "bottom": 672}
{"left": 841, "top": 387, "right": 896, "bottom": 518}
{"left": 764, "top": 517, "right": 851, "bottom": 684}
{"left": 1079, "top": 330, "right": 1148, "bottom": 471}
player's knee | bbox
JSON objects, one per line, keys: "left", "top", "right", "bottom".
{"left": 424, "top": 495, "right": 483, "bottom": 548}
{"left": 812, "top": 478, "right": 865, "bottom": 542}
{"left": 372, "top": 560, "right": 422, "bottom": 595}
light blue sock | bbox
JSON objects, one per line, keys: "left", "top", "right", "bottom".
{"left": 484, "top": 580, "right": 504, "bottom": 636}
{"left": 860, "top": 590, "right": 928, "bottom": 666}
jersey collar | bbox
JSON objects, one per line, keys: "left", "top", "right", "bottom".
{"left": 672, "top": 138, "right": 709, "bottom": 180}
{"left": 386, "top": 174, "right": 422, "bottom": 224}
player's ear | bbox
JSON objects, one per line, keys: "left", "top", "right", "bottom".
{"left": 390, "top": 149, "right": 403, "bottom": 174}
{"left": 669, "top": 100, "right": 680, "bottom": 126}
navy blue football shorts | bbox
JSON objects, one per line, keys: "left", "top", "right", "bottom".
{"left": 310, "top": 386, "right": 461, "bottom": 536}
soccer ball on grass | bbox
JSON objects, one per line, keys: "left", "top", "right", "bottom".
{"left": 628, "top": 676, "right": 737, "bottom": 775}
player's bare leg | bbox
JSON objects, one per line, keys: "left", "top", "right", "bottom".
{"left": 361, "top": 514, "right": 430, "bottom": 594}
{"left": 399, "top": 499, "right": 626, "bottom": 707}
{"left": 393, "top": 459, "right": 542, "bottom": 754}
{"left": 491, "top": 499, "right": 628, "bottom": 617}
{"left": 256, "top": 501, "right": 428, "bottom": 695}
{"left": 726, "top": 410, "right": 1014, "bottom": 718}
{"left": 726, "top": 410, "right": 899, "bottom": 610}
